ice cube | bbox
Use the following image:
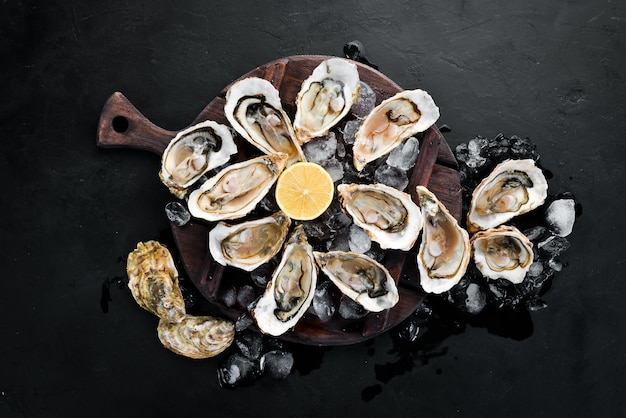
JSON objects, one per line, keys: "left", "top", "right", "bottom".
{"left": 310, "top": 280, "right": 336, "bottom": 322}
{"left": 374, "top": 164, "right": 409, "bottom": 191}
{"left": 327, "top": 226, "right": 351, "bottom": 252}
{"left": 221, "top": 286, "right": 237, "bottom": 307}
{"left": 386, "top": 136, "right": 420, "bottom": 171}
{"left": 545, "top": 198, "right": 576, "bottom": 237}
{"left": 350, "top": 81, "right": 376, "bottom": 118}
{"left": 322, "top": 158, "right": 345, "bottom": 182}
{"left": 303, "top": 132, "right": 337, "bottom": 163}
{"left": 235, "top": 331, "right": 264, "bottom": 360}
{"left": 338, "top": 296, "right": 368, "bottom": 319}
{"left": 348, "top": 224, "right": 372, "bottom": 254}
{"left": 260, "top": 350, "right": 294, "bottom": 380}
{"left": 235, "top": 313, "right": 254, "bottom": 332}
{"left": 464, "top": 283, "right": 486, "bottom": 314}
{"left": 340, "top": 119, "right": 362, "bottom": 144}
{"left": 165, "top": 201, "right": 191, "bottom": 226}
{"left": 397, "top": 317, "right": 420, "bottom": 342}
{"left": 236, "top": 285, "right": 257, "bottom": 308}
{"left": 537, "top": 235, "right": 571, "bottom": 258}
{"left": 217, "top": 353, "right": 260, "bottom": 388}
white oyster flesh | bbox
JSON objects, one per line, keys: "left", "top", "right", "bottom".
{"left": 224, "top": 77, "right": 305, "bottom": 166}
{"left": 187, "top": 153, "right": 288, "bottom": 222}
{"left": 294, "top": 58, "right": 360, "bottom": 144}
{"left": 313, "top": 250, "right": 399, "bottom": 312}
{"left": 337, "top": 183, "right": 423, "bottom": 251}
{"left": 416, "top": 186, "right": 471, "bottom": 294}
{"left": 353, "top": 89, "right": 439, "bottom": 171}
{"left": 467, "top": 159, "right": 548, "bottom": 233}
{"left": 159, "top": 120, "right": 237, "bottom": 198}
{"left": 253, "top": 226, "right": 318, "bottom": 336}
{"left": 470, "top": 225, "right": 533, "bottom": 284}
{"left": 208, "top": 211, "right": 291, "bottom": 272}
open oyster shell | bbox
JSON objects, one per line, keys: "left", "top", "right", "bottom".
{"left": 471, "top": 225, "right": 533, "bottom": 284}
{"left": 352, "top": 89, "right": 439, "bottom": 171}
{"left": 467, "top": 159, "right": 548, "bottom": 233}
{"left": 157, "top": 315, "right": 235, "bottom": 359}
{"left": 416, "top": 186, "right": 471, "bottom": 294}
{"left": 126, "top": 241, "right": 186, "bottom": 323}
{"left": 313, "top": 250, "right": 399, "bottom": 312}
{"left": 159, "top": 120, "right": 237, "bottom": 198}
{"left": 187, "top": 153, "right": 288, "bottom": 222}
{"left": 224, "top": 77, "right": 305, "bottom": 166}
{"left": 208, "top": 211, "right": 291, "bottom": 272}
{"left": 337, "top": 183, "right": 423, "bottom": 251}
{"left": 252, "top": 226, "right": 317, "bottom": 336}
{"left": 294, "top": 58, "right": 360, "bottom": 144}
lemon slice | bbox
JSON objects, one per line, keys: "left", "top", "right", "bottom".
{"left": 275, "top": 162, "right": 334, "bottom": 220}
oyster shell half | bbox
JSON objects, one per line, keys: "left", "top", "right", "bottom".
{"left": 467, "top": 159, "right": 548, "bottom": 233}
{"left": 313, "top": 250, "right": 399, "bottom": 312}
{"left": 471, "top": 225, "right": 533, "bottom": 284}
{"left": 187, "top": 153, "right": 288, "bottom": 222}
{"left": 352, "top": 89, "right": 439, "bottom": 171}
{"left": 252, "top": 226, "right": 318, "bottom": 336}
{"left": 159, "top": 121, "right": 237, "bottom": 198}
{"left": 294, "top": 58, "right": 360, "bottom": 144}
{"left": 224, "top": 77, "right": 305, "bottom": 166}
{"left": 416, "top": 186, "right": 471, "bottom": 294}
{"left": 126, "top": 241, "right": 186, "bottom": 323}
{"left": 157, "top": 315, "right": 235, "bottom": 359}
{"left": 337, "top": 183, "right": 423, "bottom": 251}
{"left": 208, "top": 211, "right": 291, "bottom": 272}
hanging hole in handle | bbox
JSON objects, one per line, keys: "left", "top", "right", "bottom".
{"left": 112, "top": 115, "right": 129, "bottom": 133}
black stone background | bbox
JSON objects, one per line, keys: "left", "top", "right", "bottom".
{"left": 2, "top": 0, "right": 625, "bottom": 416}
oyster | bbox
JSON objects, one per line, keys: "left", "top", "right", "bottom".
{"left": 157, "top": 315, "right": 235, "bottom": 359}
{"left": 352, "top": 89, "right": 439, "bottom": 171}
{"left": 337, "top": 183, "right": 423, "bottom": 251}
{"left": 126, "top": 241, "right": 186, "bottom": 323}
{"left": 416, "top": 186, "right": 470, "bottom": 294}
{"left": 471, "top": 225, "right": 533, "bottom": 284}
{"left": 467, "top": 159, "right": 548, "bottom": 233}
{"left": 208, "top": 211, "right": 291, "bottom": 272}
{"left": 187, "top": 153, "right": 288, "bottom": 222}
{"left": 224, "top": 77, "right": 305, "bottom": 166}
{"left": 313, "top": 251, "right": 399, "bottom": 312}
{"left": 294, "top": 58, "right": 360, "bottom": 144}
{"left": 160, "top": 121, "right": 237, "bottom": 198}
{"left": 252, "top": 226, "right": 317, "bottom": 336}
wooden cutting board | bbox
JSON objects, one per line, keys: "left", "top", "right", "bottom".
{"left": 97, "top": 55, "right": 462, "bottom": 346}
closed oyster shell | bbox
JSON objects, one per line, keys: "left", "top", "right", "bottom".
{"left": 294, "top": 58, "right": 360, "bottom": 144}
{"left": 159, "top": 121, "right": 237, "bottom": 198}
{"left": 253, "top": 226, "right": 318, "bottom": 336}
{"left": 471, "top": 225, "right": 533, "bottom": 284}
{"left": 208, "top": 211, "right": 291, "bottom": 272}
{"left": 187, "top": 153, "right": 288, "bottom": 222}
{"left": 416, "top": 186, "right": 470, "bottom": 294}
{"left": 157, "top": 315, "right": 235, "bottom": 359}
{"left": 126, "top": 241, "right": 186, "bottom": 323}
{"left": 353, "top": 89, "right": 439, "bottom": 171}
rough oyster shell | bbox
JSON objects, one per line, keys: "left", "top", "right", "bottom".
{"left": 208, "top": 211, "right": 291, "bottom": 272}
{"left": 467, "top": 159, "right": 548, "bottom": 233}
{"left": 352, "top": 89, "right": 439, "bottom": 171}
{"left": 159, "top": 120, "right": 237, "bottom": 198}
{"left": 471, "top": 225, "right": 533, "bottom": 284}
{"left": 416, "top": 186, "right": 471, "bottom": 294}
{"left": 224, "top": 77, "right": 305, "bottom": 166}
{"left": 157, "top": 315, "right": 235, "bottom": 359}
{"left": 126, "top": 241, "right": 186, "bottom": 323}
{"left": 294, "top": 58, "right": 360, "bottom": 144}
{"left": 313, "top": 250, "right": 399, "bottom": 312}
{"left": 337, "top": 183, "right": 423, "bottom": 251}
{"left": 187, "top": 153, "right": 288, "bottom": 222}
{"left": 252, "top": 226, "right": 317, "bottom": 336}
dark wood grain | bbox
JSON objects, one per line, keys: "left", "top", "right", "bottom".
{"left": 97, "top": 55, "right": 461, "bottom": 346}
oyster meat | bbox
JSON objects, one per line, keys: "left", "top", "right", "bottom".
{"left": 337, "top": 183, "right": 423, "bottom": 251}
{"left": 157, "top": 315, "right": 235, "bottom": 359}
{"left": 253, "top": 226, "right": 317, "bottom": 336}
{"left": 313, "top": 251, "right": 399, "bottom": 312}
{"left": 187, "top": 153, "right": 288, "bottom": 222}
{"left": 467, "top": 159, "right": 548, "bottom": 233}
{"left": 208, "top": 211, "right": 291, "bottom": 272}
{"left": 224, "top": 77, "right": 305, "bottom": 166}
{"left": 352, "top": 89, "right": 439, "bottom": 171}
{"left": 471, "top": 225, "right": 533, "bottom": 284}
{"left": 126, "top": 241, "right": 186, "bottom": 323}
{"left": 159, "top": 121, "right": 237, "bottom": 198}
{"left": 294, "top": 58, "right": 360, "bottom": 144}
{"left": 416, "top": 186, "right": 470, "bottom": 294}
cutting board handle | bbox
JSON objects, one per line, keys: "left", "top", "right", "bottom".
{"left": 96, "top": 92, "right": 175, "bottom": 155}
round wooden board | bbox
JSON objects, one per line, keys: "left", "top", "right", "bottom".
{"left": 97, "top": 55, "right": 462, "bottom": 346}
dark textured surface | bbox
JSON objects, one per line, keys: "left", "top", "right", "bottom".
{"left": 2, "top": 0, "right": 625, "bottom": 416}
